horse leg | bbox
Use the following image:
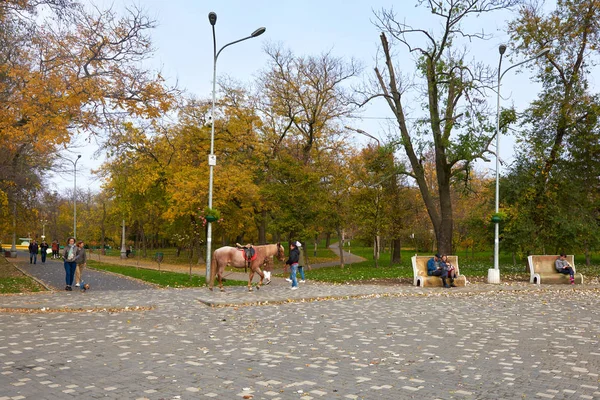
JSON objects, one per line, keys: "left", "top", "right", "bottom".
{"left": 256, "top": 267, "right": 264, "bottom": 289}
{"left": 216, "top": 264, "right": 225, "bottom": 292}
{"left": 218, "top": 271, "right": 225, "bottom": 292}
{"left": 248, "top": 270, "right": 254, "bottom": 292}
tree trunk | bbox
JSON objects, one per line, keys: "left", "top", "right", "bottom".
{"left": 585, "top": 244, "right": 590, "bottom": 266}
{"left": 373, "top": 235, "right": 380, "bottom": 268}
{"left": 337, "top": 228, "right": 345, "bottom": 269}
{"left": 391, "top": 238, "right": 401, "bottom": 264}
{"left": 257, "top": 210, "right": 267, "bottom": 244}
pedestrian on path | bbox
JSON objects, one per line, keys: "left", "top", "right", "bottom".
{"left": 74, "top": 240, "right": 87, "bottom": 287}
{"left": 284, "top": 241, "right": 300, "bottom": 290}
{"left": 62, "top": 237, "right": 78, "bottom": 291}
{"left": 286, "top": 241, "right": 306, "bottom": 283}
{"left": 29, "top": 240, "right": 39, "bottom": 264}
{"left": 40, "top": 240, "right": 49, "bottom": 264}
{"left": 51, "top": 240, "right": 59, "bottom": 259}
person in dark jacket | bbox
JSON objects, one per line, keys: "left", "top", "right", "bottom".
{"left": 28, "top": 240, "right": 39, "bottom": 264}
{"left": 285, "top": 241, "right": 300, "bottom": 290}
{"left": 40, "top": 240, "right": 49, "bottom": 264}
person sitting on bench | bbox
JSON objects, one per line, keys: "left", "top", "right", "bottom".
{"left": 427, "top": 254, "right": 450, "bottom": 287}
{"left": 555, "top": 253, "right": 575, "bottom": 284}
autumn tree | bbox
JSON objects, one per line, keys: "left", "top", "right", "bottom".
{"left": 366, "top": 0, "right": 518, "bottom": 255}
{"left": 1, "top": 0, "right": 176, "bottom": 243}
{"left": 257, "top": 45, "right": 360, "bottom": 246}
{"left": 504, "top": 0, "right": 600, "bottom": 259}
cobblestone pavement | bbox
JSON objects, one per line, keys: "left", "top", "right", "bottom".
{"left": 1, "top": 278, "right": 599, "bottom": 399}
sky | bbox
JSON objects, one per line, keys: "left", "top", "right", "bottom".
{"left": 54, "top": 0, "right": 555, "bottom": 192}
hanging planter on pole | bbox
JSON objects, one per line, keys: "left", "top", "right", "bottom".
{"left": 491, "top": 211, "right": 506, "bottom": 224}
{"left": 201, "top": 207, "right": 221, "bottom": 225}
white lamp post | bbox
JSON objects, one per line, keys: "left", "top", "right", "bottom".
{"left": 205, "top": 12, "right": 265, "bottom": 282}
{"left": 487, "top": 45, "right": 550, "bottom": 284}
{"left": 120, "top": 219, "right": 127, "bottom": 259}
{"left": 65, "top": 155, "right": 82, "bottom": 239}
{"left": 41, "top": 218, "right": 48, "bottom": 240}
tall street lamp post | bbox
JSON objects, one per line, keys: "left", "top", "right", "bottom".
{"left": 121, "top": 219, "right": 127, "bottom": 259}
{"left": 205, "top": 12, "right": 265, "bottom": 282}
{"left": 65, "top": 155, "right": 82, "bottom": 239}
{"left": 487, "top": 45, "right": 550, "bottom": 284}
{"left": 41, "top": 218, "right": 48, "bottom": 241}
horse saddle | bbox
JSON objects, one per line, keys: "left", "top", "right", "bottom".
{"left": 236, "top": 243, "right": 256, "bottom": 261}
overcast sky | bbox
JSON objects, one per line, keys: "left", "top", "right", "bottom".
{"left": 54, "top": 0, "right": 556, "bottom": 192}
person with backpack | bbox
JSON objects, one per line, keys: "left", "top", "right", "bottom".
{"left": 62, "top": 237, "right": 78, "bottom": 291}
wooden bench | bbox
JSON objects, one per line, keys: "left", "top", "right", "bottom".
{"left": 412, "top": 255, "right": 467, "bottom": 287}
{"left": 527, "top": 255, "right": 583, "bottom": 285}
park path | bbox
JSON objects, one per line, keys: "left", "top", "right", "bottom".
{"left": 12, "top": 243, "right": 365, "bottom": 291}
{"left": 13, "top": 250, "right": 154, "bottom": 291}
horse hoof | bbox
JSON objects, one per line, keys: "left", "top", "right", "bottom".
{"left": 209, "top": 287, "right": 213, "bottom": 292}
{"left": 248, "top": 288, "right": 253, "bottom": 292}
{"left": 256, "top": 286, "right": 260, "bottom": 291}
{"left": 220, "top": 288, "right": 225, "bottom": 292}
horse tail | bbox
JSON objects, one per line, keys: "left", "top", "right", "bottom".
{"left": 209, "top": 251, "right": 217, "bottom": 290}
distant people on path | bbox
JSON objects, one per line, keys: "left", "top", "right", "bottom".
{"left": 286, "top": 241, "right": 306, "bottom": 284}
{"left": 440, "top": 254, "right": 457, "bottom": 287}
{"left": 555, "top": 253, "right": 575, "bottom": 284}
{"left": 74, "top": 240, "right": 87, "bottom": 288}
{"left": 40, "top": 240, "right": 49, "bottom": 264}
{"left": 62, "top": 237, "right": 78, "bottom": 291}
{"left": 285, "top": 241, "right": 300, "bottom": 290}
{"left": 51, "top": 240, "right": 60, "bottom": 259}
{"left": 427, "top": 253, "right": 450, "bottom": 288}
{"left": 28, "top": 240, "right": 39, "bottom": 264}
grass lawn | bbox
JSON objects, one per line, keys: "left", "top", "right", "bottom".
{"left": 0, "top": 257, "right": 46, "bottom": 294}
{"left": 297, "top": 246, "right": 600, "bottom": 284}
{"left": 87, "top": 260, "right": 247, "bottom": 288}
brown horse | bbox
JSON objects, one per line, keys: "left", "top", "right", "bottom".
{"left": 209, "top": 243, "right": 286, "bottom": 292}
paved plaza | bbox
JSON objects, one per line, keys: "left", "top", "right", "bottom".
{"left": 1, "top": 283, "right": 600, "bottom": 399}
{"left": 1, "top": 254, "right": 600, "bottom": 399}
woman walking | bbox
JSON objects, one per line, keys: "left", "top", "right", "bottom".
{"left": 74, "top": 240, "right": 87, "bottom": 287}
{"left": 62, "top": 237, "right": 78, "bottom": 291}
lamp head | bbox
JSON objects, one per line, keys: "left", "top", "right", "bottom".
{"left": 251, "top": 27, "right": 266, "bottom": 37}
{"left": 208, "top": 12, "right": 217, "bottom": 26}
{"left": 77, "top": 154, "right": 81, "bottom": 159}
{"left": 498, "top": 44, "right": 507, "bottom": 55}
{"left": 536, "top": 47, "right": 551, "bottom": 58}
